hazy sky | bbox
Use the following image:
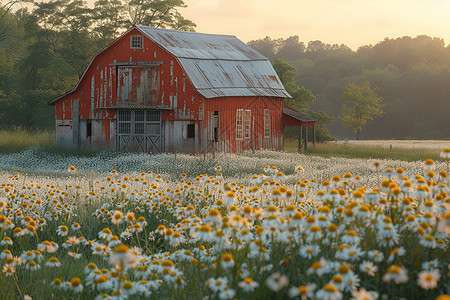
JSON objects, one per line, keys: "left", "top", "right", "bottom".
{"left": 180, "top": 0, "right": 450, "bottom": 49}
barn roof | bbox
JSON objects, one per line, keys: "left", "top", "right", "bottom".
{"left": 135, "top": 25, "right": 291, "bottom": 99}
{"left": 283, "top": 107, "right": 317, "bottom": 123}
{"left": 49, "top": 26, "right": 290, "bottom": 105}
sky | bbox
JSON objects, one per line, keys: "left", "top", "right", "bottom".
{"left": 180, "top": 0, "right": 450, "bottom": 50}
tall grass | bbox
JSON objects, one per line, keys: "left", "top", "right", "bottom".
{"left": 0, "top": 127, "right": 54, "bottom": 153}
{"left": 0, "top": 129, "right": 446, "bottom": 162}
{"left": 284, "top": 139, "right": 442, "bottom": 162}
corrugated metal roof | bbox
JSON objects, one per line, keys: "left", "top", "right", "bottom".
{"left": 283, "top": 107, "right": 317, "bottom": 123}
{"left": 136, "top": 25, "right": 265, "bottom": 61}
{"left": 136, "top": 26, "right": 290, "bottom": 99}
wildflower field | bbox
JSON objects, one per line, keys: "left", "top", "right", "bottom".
{"left": 0, "top": 148, "right": 449, "bottom": 299}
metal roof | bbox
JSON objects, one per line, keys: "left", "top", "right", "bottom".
{"left": 283, "top": 107, "right": 317, "bottom": 123}
{"left": 136, "top": 26, "right": 290, "bottom": 99}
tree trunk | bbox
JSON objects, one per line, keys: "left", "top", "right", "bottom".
{"left": 357, "top": 129, "right": 360, "bottom": 140}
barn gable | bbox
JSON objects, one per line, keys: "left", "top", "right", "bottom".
{"left": 49, "top": 25, "right": 314, "bottom": 154}
{"left": 135, "top": 25, "right": 291, "bottom": 99}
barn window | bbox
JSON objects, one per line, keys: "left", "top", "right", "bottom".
{"left": 264, "top": 109, "right": 270, "bottom": 138}
{"left": 86, "top": 120, "right": 92, "bottom": 138}
{"left": 118, "top": 111, "right": 131, "bottom": 134}
{"left": 130, "top": 36, "right": 143, "bottom": 49}
{"left": 213, "top": 111, "right": 219, "bottom": 141}
{"left": 134, "top": 111, "right": 145, "bottom": 134}
{"left": 187, "top": 124, "right": 195, "bottom": 138}
{"left": 244, "top": 109, "right": 251, "bottom": 139}
{"left": 236, "top": 109, "right": 243, "bottom": 140}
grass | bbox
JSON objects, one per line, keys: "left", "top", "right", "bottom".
{"left": 284, "top": 139, "right": 443, "bottom": 162}
{"left": 0, "top": 127, "right": 55, "bottom": 153}
{"left": 0, "top": 129, "right": 446, "bottom": 162}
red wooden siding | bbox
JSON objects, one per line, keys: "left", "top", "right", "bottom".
{"left": 203, "top": 97, "right": 284, "bottom": 152}
{"left": 54, "top": 28, "right": 203, "bottom": 149}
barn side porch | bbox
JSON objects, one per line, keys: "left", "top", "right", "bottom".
{"left": 283, "top": 107, "right": 318, "bottom": 152}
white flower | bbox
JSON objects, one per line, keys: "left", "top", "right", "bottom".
{"left": 238, "top": 278, "right": 259, "bottom": 292}
{"left": 382, "top": 265, "right": 408, "bottom": 284}
{"left": 417, "top": 269, "right": 440, "bottom": 290}
{"left": 359, "top": 261, "right": 378, "bottom": 277}
{"left": 218, "top": 289, "right": 235, "bottom": 300}
{"left": 265, "top": 272, "right": 289, "bottom": 292}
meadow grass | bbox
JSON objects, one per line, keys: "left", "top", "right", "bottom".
{"left": 0, "top": 155, "right": 448, "bottom": 299}
{"left": 0, "top": 128, "right": 54, "bottom": 153}
{"left": 0, "top": 128, "right": 447, "bottom": 162}
{"left": 284, "top": 139, "right": 443, "bottom": 162}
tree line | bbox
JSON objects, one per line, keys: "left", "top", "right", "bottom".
{"left": 249, "top": 35, "right": 450, "bottom": 139}
{"left": 0, "top": 0, "right": 195, "bottom": 130}
{"left": 1, "top": 0, "right": 449, "bottom": 140}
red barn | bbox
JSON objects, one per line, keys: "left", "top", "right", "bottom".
{"left": 49, "top": 25, "right": 316, "bottom": 153}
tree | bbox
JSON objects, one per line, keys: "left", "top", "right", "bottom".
{"left": 273, "top": 59, "right": 334, "bottom": 141}
{"left": 273, "top": 59, "right": 316, "bottom": 112}
{"left": 340, "top": 81, "right": 384, "bottom": 140}
{"left": 92, "top": 0, "right": 127, "bottom": 47}
{"left": 125, "top": 0, "right": 195, "bottom": 31}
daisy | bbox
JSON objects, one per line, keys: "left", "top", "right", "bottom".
{"left": 288, "top": 284, "right": 316, "bottom": 298}
{"left": 423, "top": 159, "right": 435, "bottom": 171}
{"left": 56, "top": 225, "right": 69, "bottom": 237}
{"left": 315, "top": 283, "right": 342, "bottom": 300}
{"left": 96, "top": 275, "right": 114, "bottom": 291}
{"left": 121, "top": 281, "right": 136, "bottom": 297}
{"left": 341, "top": 230, "right": 360, "bottom": 245}
{"left": 417, "top": 269, "right": 440, "bottom": 290}
{"left": 440, "top": 148, "right": 450, "bottom": 159}
{"left": 70, "top": 277, "right": 83, "bottom": 293}
{"left": 307, "top": 258, "right": 329, "bottom": 277}
{"left": 218, "top": 289, "right": 235, "bottom": 300}
{"left": 370, "top": 161, "right": 384, "bottom": 172}
{"left": 26, "top": 261, "right": 40, "bottom": 271}
{"left": 238, "top": 278, "right": 259, "bottom": 292}
{"left": 419, "top": 235, "right": 436, "bottom": 249}
{"left": 46, "top": 257, "right": 61, "bottom": 267}
{"left": 299, "top": 245, "right": 320, "bottom": 259}
{"left": 0, "top": 249, "right": 12, "bottom": 260}
{"left": 351, "top": 288, "right": 379, "bottom": 300}
{"left": 68, "top": 252, "right": 82, "bottom": 259}
{"left": 207, "top": 277, "right": 228, "bottom": 293}
{"left": 421, "top": 259, "right": 439, "bottom": 270}
{"left": 221, "top": 253, "right": 235, "bottom": 269}
{"left": 2, "top": 264, "right": 16, "bottom": 277}
{"left": 382, "top": 265, "right": 409, "bottom": 284}
{"left": 265, "top": 272, "right": 289, "bottom": 292}
{"left": 359, "top": 261, "right": 378, "bottom": 277}
{"left": 72, "top": 223, "right": 81, "bottom": 231}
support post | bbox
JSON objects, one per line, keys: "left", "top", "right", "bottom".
{"left": 304, "top": 126, "right": 308, "bottom": 152}
{"left": 312, "top": 125, "right": 316, "bottom": 149}
{"left": 298, "top": 126, "right": 302, "bottom": 153}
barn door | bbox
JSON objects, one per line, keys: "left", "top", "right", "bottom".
{"left": 117, "top": 67, "right": 159, "bottom": 106}
{"left": 117, "top": 110, "right": 162, "bottom": 153}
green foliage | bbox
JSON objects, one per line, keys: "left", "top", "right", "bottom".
{"left": 272, "top": 59, "right": 334, "bottom": 142}
{"left": 0, "top": 0, "right": 195, "bottom": 131}
{"left": 306, "top": 110, "right": 334, "bottom": 142}
{"left": 248, "top": 35, "right": 450, "bottom": 139}
{"left": 340, "top": 81, "right": 384, "bottom": 140}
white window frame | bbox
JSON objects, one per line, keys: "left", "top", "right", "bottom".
{"left": 130, "top": 35, "right": 143, "bottom": 49}
{"left": 264, "top": 109, "right": 270, "bottom": 138}
{"left": 244, "top": 109, "right": 251, "bottom": 139}
{"left": 236, "top": 109, "right": 243, "bottom": 140}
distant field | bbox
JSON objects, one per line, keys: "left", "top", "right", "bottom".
{"left": 335, "top": 140, "right": 450, "bottom": 150}
{"left": 285, "top": 139, "right": 448, "bottom": 161}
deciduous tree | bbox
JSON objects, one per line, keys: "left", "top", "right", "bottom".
{"left": 340, "top": 81, "right": 384, "bottom": 140}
